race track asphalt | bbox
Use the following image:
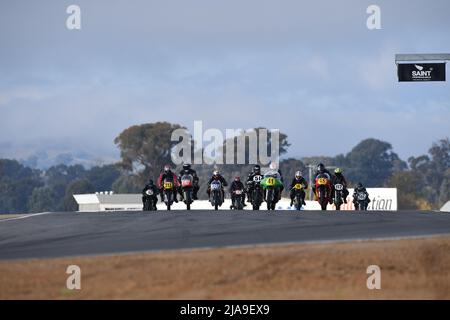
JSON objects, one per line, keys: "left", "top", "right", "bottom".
{"left": 0, "top": 210, "right": 449, "bottom": 260}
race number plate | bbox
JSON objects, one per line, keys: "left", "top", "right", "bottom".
{"left": 211, "top": 182, "right": 221, "bottom": 190}
{"left": 253, "top": 175, "right": 262, "bottom": 182}
{"left": 163, "top": 182, "right": 173, "bottom": 189}
{"left": 357, "top": 192, "right": 367, "bottom": 201}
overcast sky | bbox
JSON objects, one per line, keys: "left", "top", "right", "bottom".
{"left": 1, "top": 0, "right": 449, "bottom": 164}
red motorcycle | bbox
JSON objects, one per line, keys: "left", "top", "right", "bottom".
{"left": 314, "top": 173, "right": 332, "bottom": 210}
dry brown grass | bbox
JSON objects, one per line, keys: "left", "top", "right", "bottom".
{"left": 0, "top": 236, "right": 449, "bottom": 299}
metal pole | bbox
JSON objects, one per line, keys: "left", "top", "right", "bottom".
{"left": 308, "top": 164, "right": 313, "bottom": 200}
{"left": 395, "top": 53, "right": 450, "bottom": 63}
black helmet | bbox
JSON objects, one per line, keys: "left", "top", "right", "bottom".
{"left": 183, "top": 163, "right": 191, "bottom": 170}
{"left": 356, "top": 182, "right": 363, "bottom": 189}
{"left": 148, "top": 179, "right": 154, "bottom": 185}
{"left": 253, "top": 164, "right": 261, "bottom": 173}
{"left": 317, "top": 163, "right": 325, "bottom": 172}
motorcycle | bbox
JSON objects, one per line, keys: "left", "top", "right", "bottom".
{"left": 143, "top": 189, "right": 157, "bottom": 211}
{"left": 314, "top": 173, "right": 332, "bottom": 211}
{"left": 180, "top": 174, "right": 194, "bottom": 210}
{"left": 162, "top": 178, "right": 175, "bottom": 211}
{"left": 248, "top": 174, "right": 264, "bottom": 210}
{"left": 232, "top": 189, "right": 245, "bottom": 210}
{"left": 333, "top": 183, "right": 344, "bottom": 211}
{"left": 354, "top": 191, "right": 369, "bottom": 211}
{"left": 291, "top": 183, "right": 305, "bottom": 211}
{"left": 210, "top": 180, "right": 223, "bottom": 211}
{"left": 261, "top": 175, "right": 283, "bottom": 211}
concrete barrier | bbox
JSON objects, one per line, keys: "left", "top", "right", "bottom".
{"left": 441, "top": 201, "right": 450, "bottom": 212}
{"left": 74, "top": 188, "right": 397, "bottom": 212}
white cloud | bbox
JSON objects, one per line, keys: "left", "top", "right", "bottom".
{"left": 0, "top": 87, "right": 52, "bottom": 106}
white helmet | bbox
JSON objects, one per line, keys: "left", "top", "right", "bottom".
{"left": 295, "top": 171, "right": 302, "bottom": 178}
{"left": 269, "top": 162, "right": 278, "bottom": 170}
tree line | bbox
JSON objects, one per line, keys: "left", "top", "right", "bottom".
{"left": 0, "top": 122, "right": 448, "bottom": 213}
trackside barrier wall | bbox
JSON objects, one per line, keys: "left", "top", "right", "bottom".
{"left": 74, "top": 188, "right": 397, "bottom": 211}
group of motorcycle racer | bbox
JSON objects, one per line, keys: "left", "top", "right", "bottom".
{"left": 142, "top": 162, "right": 370, "bottom": 211}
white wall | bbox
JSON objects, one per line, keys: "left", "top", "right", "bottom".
{"left": 74, "top": 188, "right": 397, "bottom": 211}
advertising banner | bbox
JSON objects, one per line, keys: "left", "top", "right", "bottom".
{"left": 398, "top": 63, "right": 446, "bottom": 82}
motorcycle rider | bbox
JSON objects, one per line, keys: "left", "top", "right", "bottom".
{"left": 352, "top": 182, "right": 371, "bottom": 208}
{"left": 142, "top": 179, "right": 159, "bottom": 209}
{"left": 246, "top": 164, "right": 263, "bottom": 203}
{"left": 314, "top": 163, "right": 332, "bottom": 178}
{"left": 289, "top": 171, "right": 308, "bottom": 207}
{"left": 157, "top": 164, "right": 179, "bottom": 203}
{"left": 178, "top": 163, "right": 200, "bottom": 200}
{"left": 207, "top": 170, "right": 228, "bottom": 200}
{"left": 312, "top": 163, "right": 333, "bottom": 204}
{"left": 229, "top": 176, "right": 246, "bottom": 209}
{"left": 331, "top": 167, "right": 349, "bottom": 204}
{"left": 264, "top": 162, "right": 284, "bottom": 200}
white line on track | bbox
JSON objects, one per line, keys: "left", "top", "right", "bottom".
{"left": 0, "top": 212, "right": 53, "bottom": 223}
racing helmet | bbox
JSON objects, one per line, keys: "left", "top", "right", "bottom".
{"left": 356, "top": 182, "right": 363, "bottom": 189}
{"left": 317, "top": 163, "right": 325, "bottom": 172}
{"left": 164, "top": 165, "right": 171, "bottom": 173}
{"left": 269, "top": 162, "right": 278, "bottom": 170}
{"left": 234, "top": 176, "right": 241, "bottom": 182}
{"left": 183, "top": 163, "right": 191, "bottom": 171}
{"left": 213, "top": 170, "right": 220, "bottom": 177}
{"left": 295, "top": 171, "right": 302, "bottom": 178}
{"left": 148, "top": 179, "right": 154, "bottom": 185}
{"left": 253, "top": 164, "right": 261, "bottom": 173}
{"left": 334, "top": 167, "right": 343, "bottom": 174}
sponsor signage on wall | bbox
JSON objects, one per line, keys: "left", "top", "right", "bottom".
{"left": 349, "top": 188, "right": 397, "bottom": 211}
{"left": 75, "top": 188, "right": 398, "bottom": 212}
{"left": 303, "top": 188, "right": 398, "bottom": 211}
{"left": 398, "top": 63, "right": 446, "bottom": 82}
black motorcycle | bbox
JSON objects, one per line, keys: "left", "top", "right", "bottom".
{"left": 232, "top": 189, "right": 245, "bottom": 210}
{"left": 333, "top": 183, "right": 344, "bottom": 211}
{"left": 248, "top": 174, "right": 263, "bottom": 211}
{"left": 264, "top": 179, "right": 279, "bottom": 211}
{"left": 162, "top": 178, "right": 175, "bottom": 211}
{"left": 291, "top": 183, "right": 305, "bottom": 211}
{"left": 210, "top": 180, "right": 223, "bottom": 211}
{"left": 354, "top": 191, "right": 369, "bottom": 211}
{"left": 143, "top": 189, "right": 157, "bottom": 211}
{"left": 180, "top": 174, "right": 194, "bottom": 210}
